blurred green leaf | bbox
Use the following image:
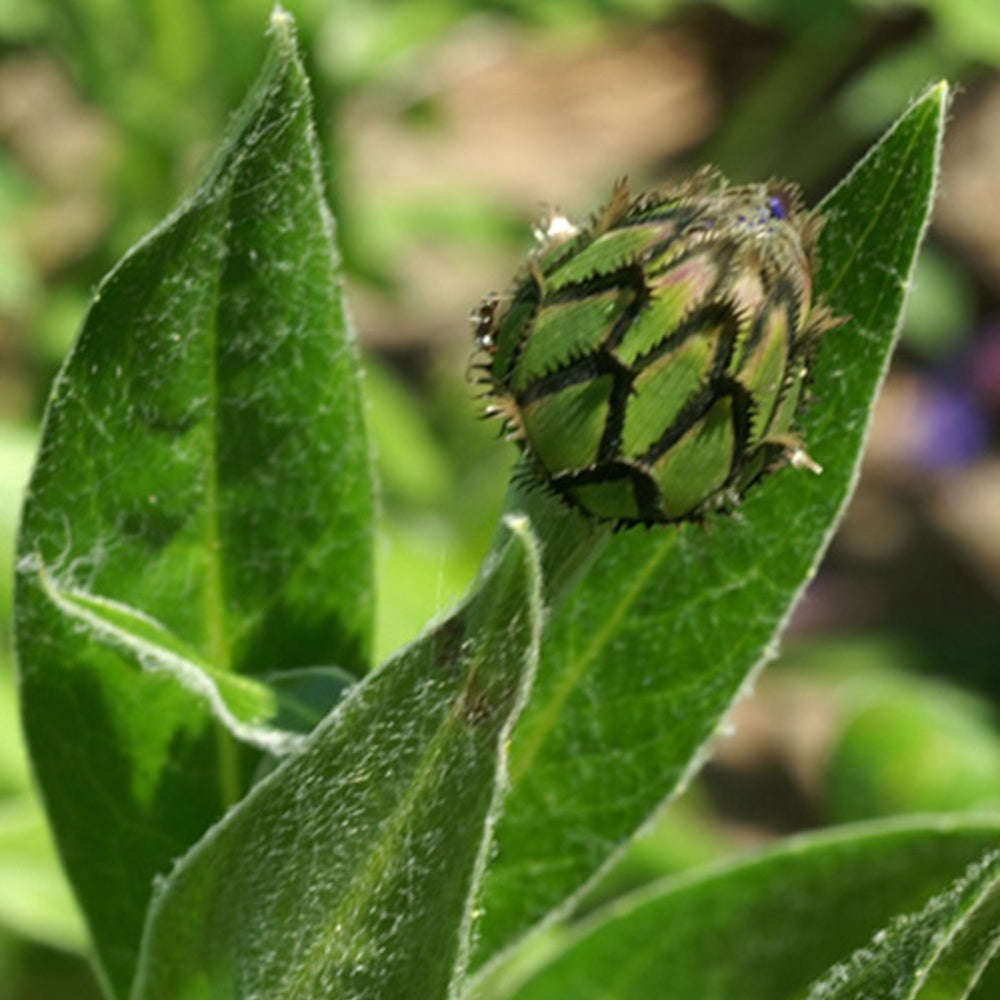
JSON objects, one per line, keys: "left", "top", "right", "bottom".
{"left": 0, "top": 158, "right": 39, "bottom": 313}
{"left": 0, "top": 0, "right": 47, "bottom": 39}
{"left": 914, "top": 0, "right": 1000, "bottom": 64}
{"left": 45, "top": 0, "right": 270, "bottom": 134}
{"left": 473, "top": 82, "right": 949, "bottom": 967}
{"left": 131, "top": 516, "right": 542, "bottom": 1000}
{"left": 0, "top": 798, "right": 85, "bottom": 952}
{"left": 0, "top": 424, "right": 36, "bottom": 641}
{"left": 805, "top": 844, "right": 1000, "bottom": 999}
{"left": 0, "top": 0, "right": 50, "bottom": 36}
{"left": 364, "top": 356, "right": 455, "bottom": 508}
{"left": 15, "top": 14, "right": 373, "bottom": 996}
{"left": 483, "top": 817, "right": 1000, "bottom": 1000}
{"left": 837, "top": 37, "right": 966, "bottom": 135}
{"left": 901, "top": 246, "right": 976, "bottom": 358}
{"left": 367, "top": 358, "right": 508, "bottom": 661}
{"left": 0, "top": 649, "right": 29, "bottom": 798}
{"left": 375, "top": 517, "right": 482, "bottom": 661}
{"left": 827, "top": 675, "right": 1000, "bottom": 821}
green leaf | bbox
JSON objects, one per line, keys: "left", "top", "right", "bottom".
{"left": 130, "top": 516, "right": 542, "bottom": 1000}
{"left": 484, "top": 817, "right": 1000, "bottom": 1000}
{"left": 14, "top": 11, "right": 373, "bottom": 997}
{"left": 473, "top": 83, "right": 950, "bottom": 966}
{"left": 805, "top": 843, "right": 1000, "bottom": 1000}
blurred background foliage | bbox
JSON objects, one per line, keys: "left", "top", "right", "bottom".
{"left": 2, "top": 0, "right": 1000, "bottom": 996}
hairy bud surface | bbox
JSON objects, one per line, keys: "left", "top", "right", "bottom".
{"left": 474, "top": 170, "right": 839, "bottom": 525}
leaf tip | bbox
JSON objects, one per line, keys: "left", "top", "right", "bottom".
{"left": 500, "top": 512, "right": 532, "bottom": 546}
{"left": 927, "top": 79, "right": 952, "bottom": 106}
{"left": 268, "top": 4, "right": 296, "bottom": 39}
{"left": 499, "top": 514, "right": 543, "bottom": 588}
{"left": 918, "top": 79, "right": 953, "bottom": 132}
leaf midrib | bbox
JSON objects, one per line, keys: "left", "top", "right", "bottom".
{"left": 821, "top": 90, "right": 940, "bottom": 303}
{"left": 283, "top": 658, "right": 495, "bottom": 1000}
{"left": 509, "top": 531, "right": 679, "bottom": 785}
{"left": 203, "top": 158, "right": 242, "bottom": 808}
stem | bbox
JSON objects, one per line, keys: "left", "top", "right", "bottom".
{"left": 485, "top": 458, "right": 613, "bottom": 611}
{"left": 215, "top": 726, "right": 242, "bottom": 808}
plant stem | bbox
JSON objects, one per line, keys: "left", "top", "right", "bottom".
{"left": 487, "top": 458, "right": 613, "bottom": 611}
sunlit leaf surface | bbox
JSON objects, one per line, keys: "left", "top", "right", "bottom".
{"left": 15, "top": 14, "right": 373, "bottom": 995}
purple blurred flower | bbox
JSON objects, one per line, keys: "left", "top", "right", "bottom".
{"left": 910, "top": 380, "right": 987, "bottom": 469}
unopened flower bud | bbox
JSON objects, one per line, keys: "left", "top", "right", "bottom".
{"left": 473, "top": 169, "right": 839, "bottom": 525}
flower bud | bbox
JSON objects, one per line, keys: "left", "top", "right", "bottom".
{"left": 473, "top": 169, "right": 839, "bottom": 525}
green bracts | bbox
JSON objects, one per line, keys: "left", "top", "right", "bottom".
{"left": 475, "top": 170, "right": 838, "bottom": 525}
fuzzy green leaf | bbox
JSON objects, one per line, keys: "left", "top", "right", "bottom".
{"left": 805, "top": 843, "right": 1000, "bottom": 1000}
{"left": 130, "top": 517, "right": 542, "bottom": 1000}
{"left": 485, "top": 817, "right": 1000, "bottom": 1000}
{"left": 14, "top": 13, "right": 373, "bottom": 996}
{"left": 473, "top": 83, "right": 949, "bottom": 966}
